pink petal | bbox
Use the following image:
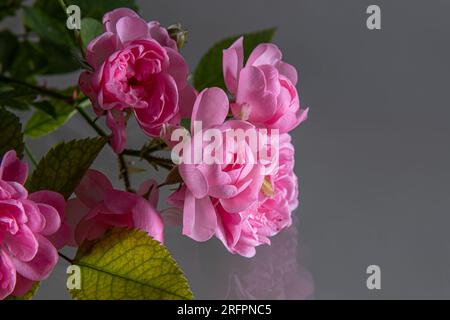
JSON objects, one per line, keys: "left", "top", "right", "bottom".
{"left": 116, "top": 16, "right": 150, "bottom": 44}
{"left": 276, "top": 61, "right": 298, "bottom": 86}
{"left": 28, "top": 191, "right": 66, "bottom": 220}
{"left": 0, "top": 200, "right": 27, "bottom": 224}
{"left": 131, "top": 198, "right": 164, "bottom": 243}
{"left": 138, "top": 180, "right": 159, "bottom": 208}
{"left": 247, "top": 43, "right": 282, "bottom": 67}
{"left": 5, "top": 224, "right": 38, "bottom": 263}
{"left": 86, "top": 32, "right": 119, "bottom": 69}
{"left": 46, "top": 222, "right": 71, "bottom": 250}
{"left": 11, "top": 274, "right": 34, "bottom": 297}
{"left": 0, "top": 150, "right": 28, "bottom": 184}
{"left": 191, "top": 88, "right": 229, "bottom": 130}
{"left": 220, "top": 165, "right": 264, "bottom": 213}
{"left": 22, "top": 200, "right": 45, "bottom": 233}
{"left": 103, "top": 8, "right": 140, "bottom": 34}
{"left": 182, "top": 190, "right": 217, "bottom": 242}
{"left": 165, "top": 47, "right": 189, "bottom": 89}
{"left": 0, "top": 250, "right": 16, "bottom": 300}
{"left": 106, "top": 110, "right": 127, "bottom": 154}
{"left": 178, "top": 164, "right": 209, "bottom": 199}
{"left": 234, "top": 66, "right": 277, "bottom": 122}
{"left": 75, "top": 169, "right": 113, "bottom": 208}
{"left": 179, "top": 85, "right": 197, "bottom": 119}
{"left": 148, "top": 21, "right": 177, "bottom": 50}
{"left": 36, "top": 204, "right": 61, "bottom": 236}
{"left": 103, "top": 190, "right": 140, "bottom": 214}
{"left": 223, "top": 37, "right": 244, "bottom": 96}
{"left": 11, "top": 234, "right": 58, "bottom": 281}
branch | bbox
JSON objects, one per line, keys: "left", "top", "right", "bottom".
{"left": 118, "top": 154, "right": 134, "bottom": 192}
{"left": 122, "top": 148, "right": 174, "bottom": 171}
{"left": 0, "top": 75, "right": 73, "bottom": 102}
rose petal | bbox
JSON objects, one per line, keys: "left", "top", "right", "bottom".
{"left": 11, "top": 234, "right": 58, "bottom": 281}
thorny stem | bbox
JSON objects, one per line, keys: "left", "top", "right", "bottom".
{"left": 0, "top": 75, "right": 73, "bottom": 102}
{"left": 58, "top": 252, "right": 74, "bottom": 264}
{"left": 75, "top": 105, "right": 108, "bottom": 137}
{"left": 118, "top": 154, "right": 134, "bottom": 192}
{"left": 122, "top": 149, "right": 174, "bottom": 171}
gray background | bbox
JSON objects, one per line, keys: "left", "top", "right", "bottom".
{"left": 3, "top": 0, "right": 450, "bottom": 299}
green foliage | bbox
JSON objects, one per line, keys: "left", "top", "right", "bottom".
{"left": 0, "top": 82, "right": 37, "bottom": 110}
{"left": 23, "top": 7, "right": 75, "bottom": 48}
{"left": 193, "top": 28, "right": 277, "bottom": 92}
{"left": 0, "top": 108, "right": 24, "bottom": 158}
{"left": 80, "top": 18, "right": 103, "bottom": 48}
{"left": 24, "top": 100, "right": 89, "bottom": 139}
{"left": 9, "top": 42, "right": 47, "bottom": 80}
{"left": 0, "top": 0, "right": 22, "bottom": 21}
{"left": 26, "top": 137, "right": 107, "bottom": 198}
{"left": 0, "top": 30, "right": 19, "bottom": 73}
{"left": 70, "top": 228, "right": 194, "bottom": 300}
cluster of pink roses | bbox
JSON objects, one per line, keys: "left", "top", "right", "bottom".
{"left": 0, "top": 150, "right": 164, "bottom": 299}
{"left": 1, "top": 7, "right": 308, "bottom": 299}
{"left": 79, "top": 8, "right": 308, "bottom": 257}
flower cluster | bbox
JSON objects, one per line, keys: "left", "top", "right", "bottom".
{"left": 166, "top": 39, "right": 308, "bottom": 257}
{"left": 78, "top": 8, "right": 308, "bottom": 258}
{"left": 0, "top": 151, "right": 68, "bottom": 299}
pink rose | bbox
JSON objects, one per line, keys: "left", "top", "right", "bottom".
{"left": 168, "top": 87, "right": 265, "bottom": 243}
{"left": 66, "top": 169, "right": 164, "bottom": 245}
{"left": 79, "top": 8, "right": 193, "bottom": 153}
{"left": 223, "top": 37, "right": 308, "bottom": 133}
{"left": 215, "top": 134, "right": 299, "bottom": 257}
{"left": 0, "top": 151, "right": 69, "bottom": 299}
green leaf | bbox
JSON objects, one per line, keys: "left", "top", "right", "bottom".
{"left": 70, "top": 228, "right": 194, "bottom": 300}
{"left": 6, "top": 282, "right": 40, "bottom": 300}
{"left": 80, "top": 18, "right": 103, "bottom": 48}
{"left": 0, "top": 30, "right": 19, "bottom": 73}
{"left": 32, "top": 100, "right": 57, "bottom": 118}
{"left": 23, "top": 7, "right": 75, "bottom": 48}
{"left": 193, "top": 28, "right": 277, "bottom": 92}
{"left": 24, "top": 100, "right": 86, "bottom": 138}
{"left": 26, "top": 137, "right": 107, "bottom": 197}
{"left": 9, "top": 41, "right": 48, "bottom": 80}
{"left": 0, "top": 0, "right": 22, "bottom": 21}
{"left": 37, "top": 41, "right": 81, "bottom": 75}
{"left": 0, "top": 82, "right": 37, "bottom": 110}
{"left": 0, "top": 108, "right": 24, "bottom": 158}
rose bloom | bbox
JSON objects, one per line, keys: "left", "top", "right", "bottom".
{"left": 223, "top": 37, "right": 308, "bottom": 133}
{"left": 0, "top": 151, "right": 69, "bottom": 299}
{"left": 168, "top": 88, "right": 265, "bottom": 243}
{"left": 215, "top": 134, "right": 299, "bottom": 257}
{"left": 79, "top": 8, "right": 193, "bottom": 153}
{"left": 66, "top": 169, "right": 164, "bottom": 245}
{"left": 168, "top": 88, "right": 300, "bottom": 256}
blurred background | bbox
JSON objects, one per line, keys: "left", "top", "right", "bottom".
{"left": 2, "top": 0, "right": 450, "bottom": 299}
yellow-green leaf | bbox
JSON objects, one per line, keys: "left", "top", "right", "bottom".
{"left": 6, "top": 283, "right": 40, "bottom": 300}
{"left": 26, "top": 137, "right": 107, "bottom": 198}
{"left": 70, "top": 228, "right": 194, "bottom": 300}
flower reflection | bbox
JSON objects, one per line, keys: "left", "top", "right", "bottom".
{"left": 224, "top": 219, "right": 314, "bottom": 300}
